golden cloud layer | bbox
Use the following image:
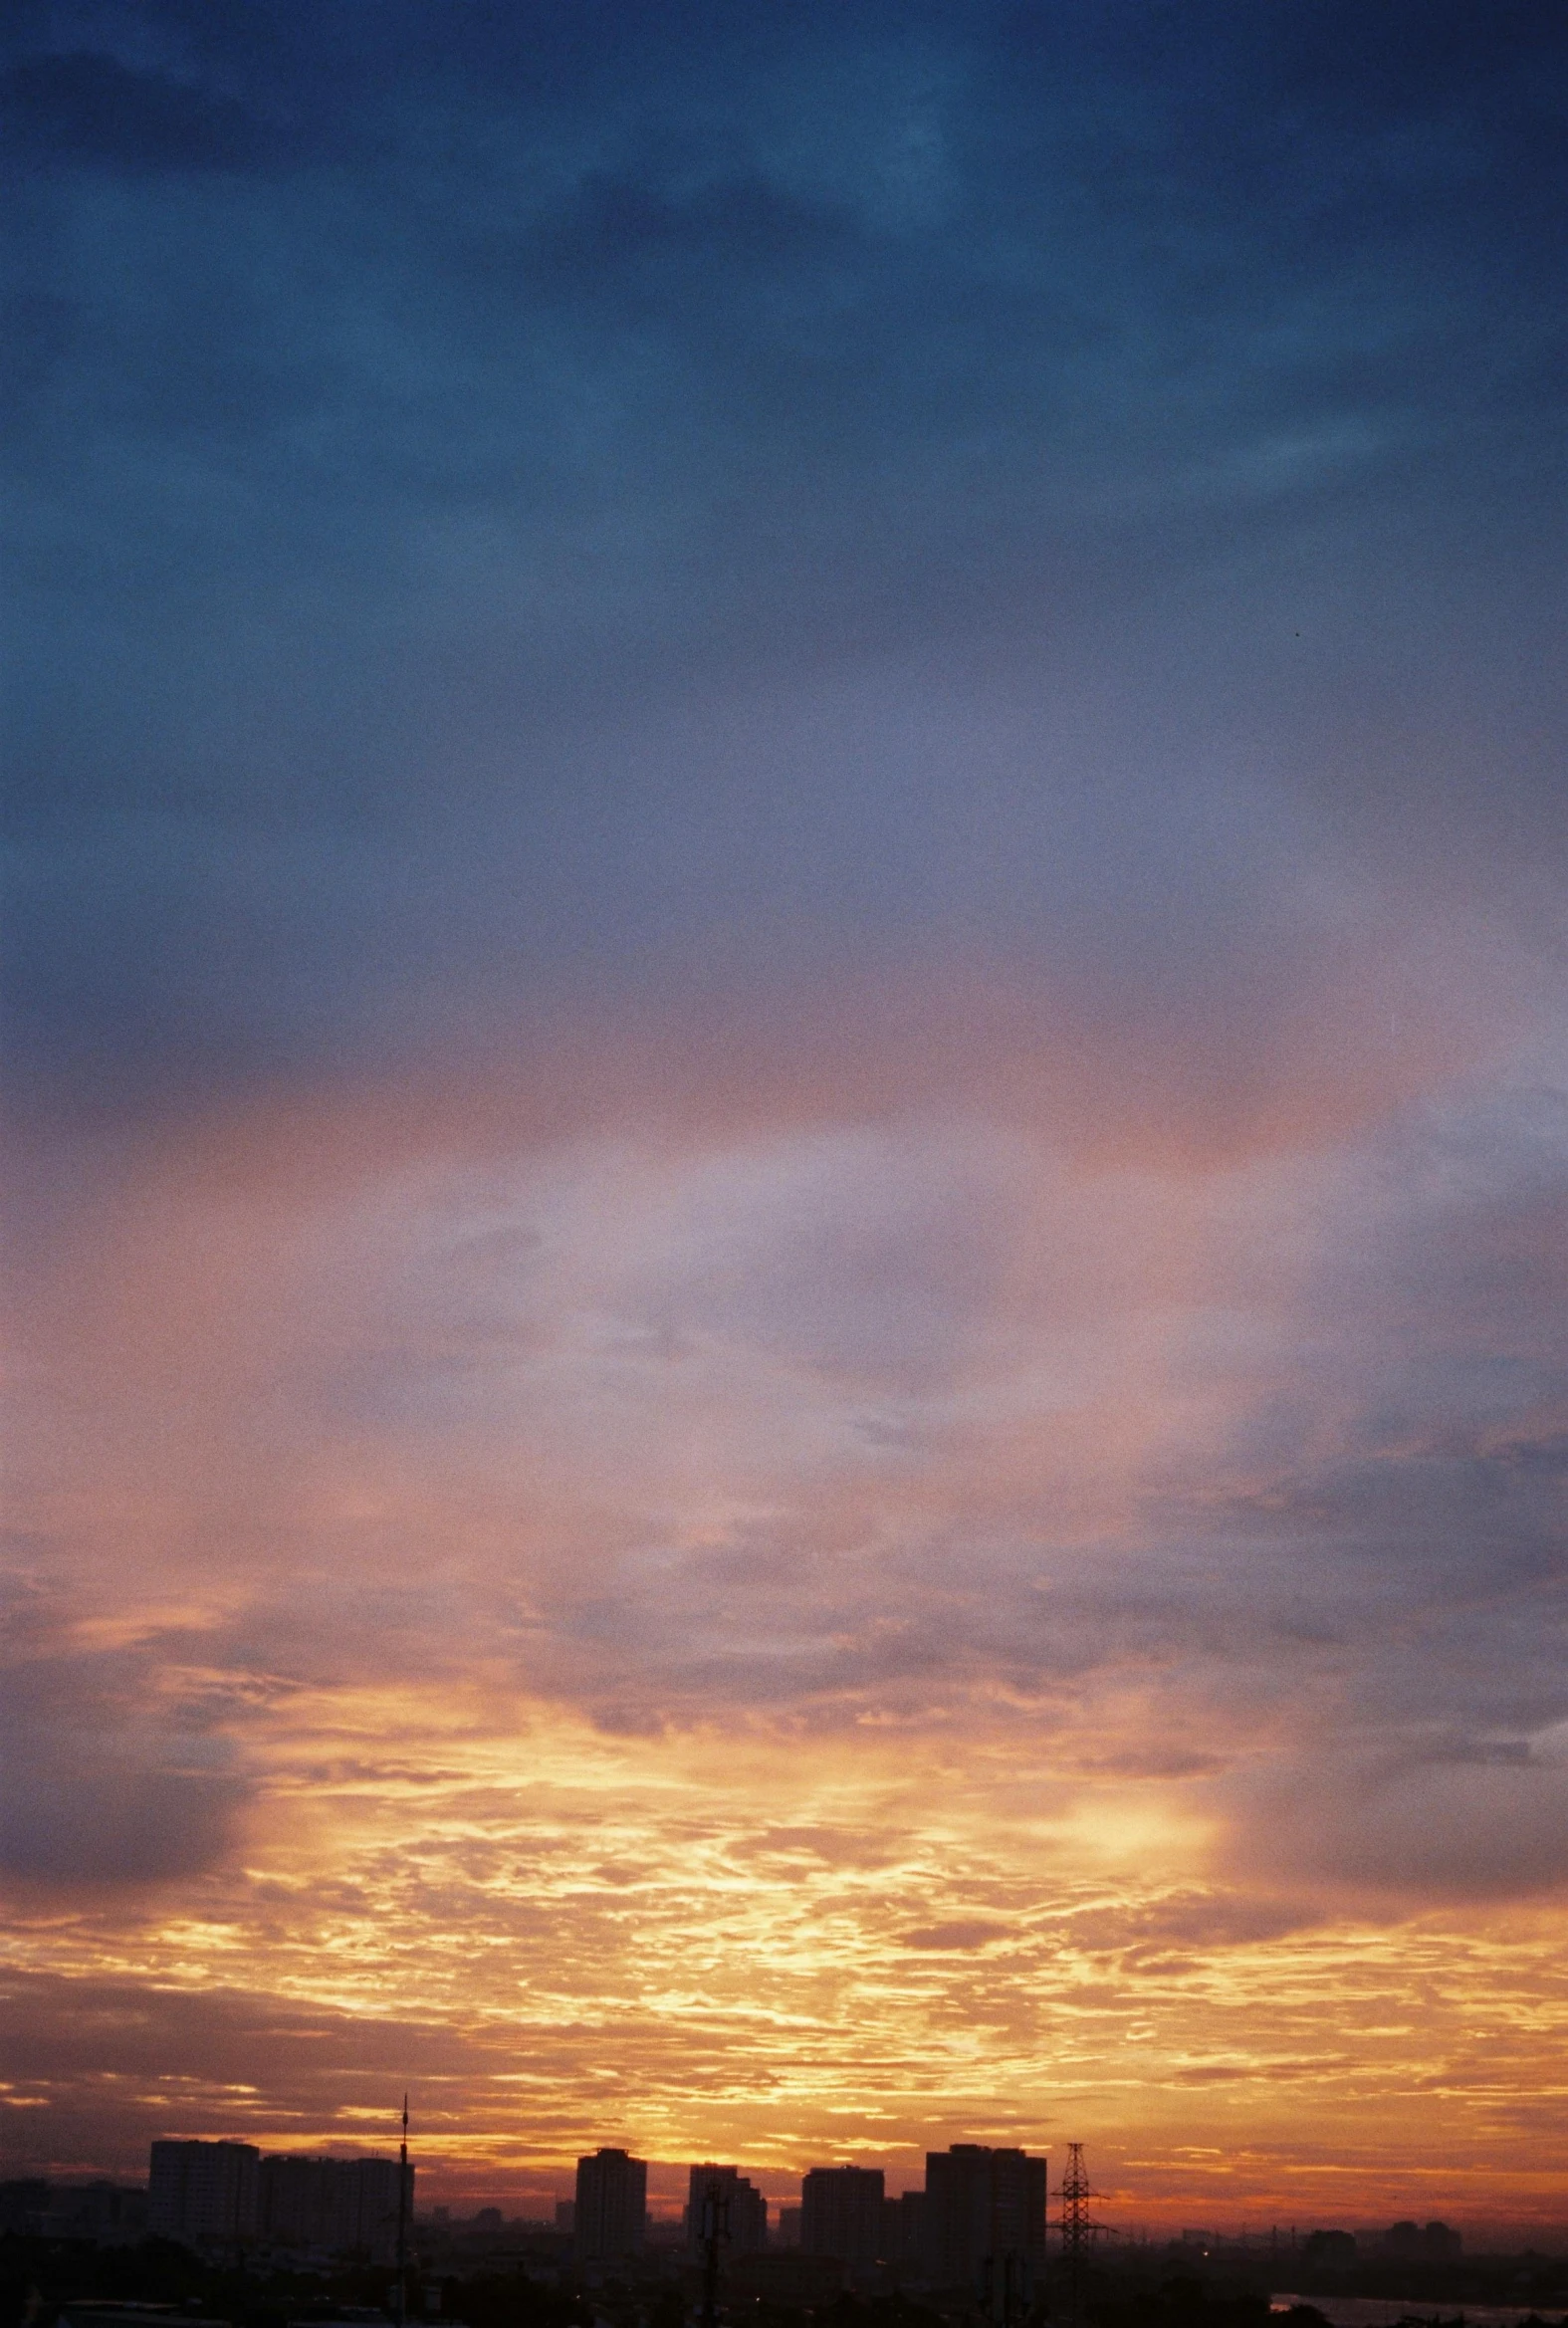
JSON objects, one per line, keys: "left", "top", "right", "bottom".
{"left": 5, "top": 964, "right": 1568, "bottom": 2230}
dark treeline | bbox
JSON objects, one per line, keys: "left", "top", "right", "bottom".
{"left": 6, "top": 2235, "right": 1568, "bottom": 2328}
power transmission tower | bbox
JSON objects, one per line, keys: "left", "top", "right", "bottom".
{"left": 1059, "top": 2144, "right": 1097, "bottom": 2328}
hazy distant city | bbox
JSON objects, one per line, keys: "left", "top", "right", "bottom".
{"left": 6, "top": 2129, "right": 1562, "bottom": 2328}
{"left": 1, "top": 2138, "right": 1479, "bottom": 2282}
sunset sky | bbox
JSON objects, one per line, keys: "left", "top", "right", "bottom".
{"left": 4, "top": 0, "right": 1568, "bottom": 2239}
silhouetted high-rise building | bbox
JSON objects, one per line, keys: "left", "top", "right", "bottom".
{"left": 800, "top": 2167, "right": 884, "bottom": 2270}
{"left": 685, "top": 2165, "right": 768, "bottom": 2256}
{"left": 0, "top": 2183, "right": 143, "bottom": 2242}
{"left": 148, "top": 2142, "right": 260, "bottom": 2244}
{"left": 42, "top": 2184, "right": 148, "bottom": 2243}
{"left": 256, "top": 2154, "right": 410, "bottom": 2259}
{"left": 259, "top": 2156, "right": 330, "bottom": 2249}
{"left": 1385, "top": 2222, "right": 1461, "bottom": 2259}
{"left": 884, "top": 2189, "right": 925, "bottom": 2274}
{"left": 574, "top": 2149, "right": 647, "bottom": 2263}
{"left": 923, "top": 2146, "right": 1046, "bottom": 2295}
{"left": 0, "top": 2184, "right": 51, "bottom": 2236}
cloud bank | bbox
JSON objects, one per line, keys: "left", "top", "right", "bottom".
{"left": 3, "top": 0, "right": 1566, "bottom": 2229}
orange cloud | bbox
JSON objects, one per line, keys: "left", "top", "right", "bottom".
{"left": 4, "top": 951, "right": 1567, "bottom": 2233}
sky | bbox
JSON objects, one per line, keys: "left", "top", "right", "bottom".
{"left": 3, "top": 0, "right": 1567, "bottom": 2238}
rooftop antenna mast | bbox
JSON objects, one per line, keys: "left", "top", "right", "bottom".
{"left": 395, "top": 2093, "right": 409, "bottom": 2328}
{"left": 1059, "top": 2143, "right": 1098, "bottom": 2328}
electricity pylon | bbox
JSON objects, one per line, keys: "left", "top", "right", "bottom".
{"left": 1059, "top": 2143, "right": 1099, "bottom": 2328}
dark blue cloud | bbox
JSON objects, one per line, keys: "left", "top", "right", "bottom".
{"left": 0, "top": 48, "right": 292, "bottom": 173}
{"left": 2, "top": 0, "right": 1564, "bottom": 1100}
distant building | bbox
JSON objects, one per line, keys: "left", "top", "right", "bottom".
{"left": 1385, "top": 2221, "right": 1461, "bottom": 2259}
{"left": 800, "top": 2167, "right": 885, "bottom": 2272}
{"left": 774, "top": 2206, "right": 801, "bottom": 2249}
{"left": 0, "top": 2180, "right": 146, "bottom": 2245}
{"left": 257, "top": 2154, "right": 410, "bottom": 2260}
{"left": 42, "top": 2184, "right": 148, "bottom": 2243}
{"left": 555, "top": 2199, "right": 575, "bottom": 2233}
{"left": 574, "top": 2149, "right": 647, "bottom": 2263}
{"left": 258, "top": 2156, "right": 335, "bottom": 2251}
{"left": 884, "top": 2190, "right": 925, "bottom": 2274}
{"left": 148, "top": 2142, "right": 260, "bottom": 2245}
{"left": 923, "top": 2146, "right": 1046, "bottom": 2295}
{"left": 1303, "top": 2230, "right": 1357, "bottom": 2264}
{"left": 0, "top": 2182, "right": 53, "bottom": 2235}
{"left": 685, "top": 2166, "right": 768, "bottom": 2257}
